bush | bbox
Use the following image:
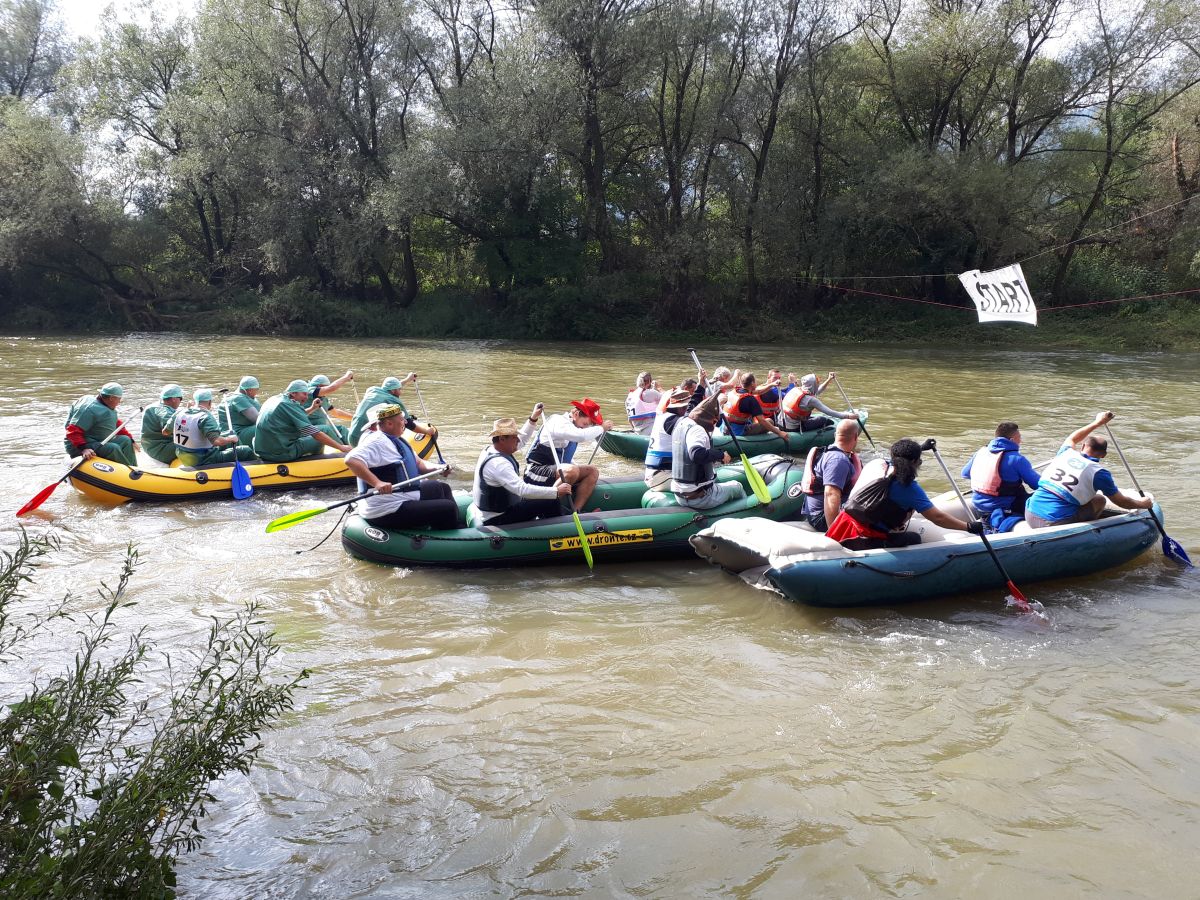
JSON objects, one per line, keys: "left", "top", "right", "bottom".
{"left": 0, "top": 531, "right": 306, "bottom": 898}
{"left": 248, "top": 280, "right": 382, "bottom": 336}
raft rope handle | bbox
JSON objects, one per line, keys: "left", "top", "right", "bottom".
{"left": 839, "top": 520, "right": 1135, "bottom": 577}
{"left": 295, "top": 505, "right": 352, "bottom": 554}
{"left": 132, "top": 463, "right": 351, "bottom": 484}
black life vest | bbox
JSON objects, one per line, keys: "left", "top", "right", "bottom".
{"left": 842, "top": 459, "right": 912, "bottom": 531}
{"left": 475, "top": 451, "right": 520, "bottom": 515}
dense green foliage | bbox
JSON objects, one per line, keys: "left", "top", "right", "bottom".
{"left": 1, "top": 0, "right": 1200, "bottom": 343}
{"left": 0, "top": 531, "right": 305, "bottom": 897}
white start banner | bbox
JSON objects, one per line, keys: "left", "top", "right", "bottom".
{"left": 958, "top": 263, "right": 1038, "bottom": 325}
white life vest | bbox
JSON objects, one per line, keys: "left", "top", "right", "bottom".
{"left": 172, "top": 407, "right": 215, "bottom": 451}
{"left": 644, "top": 411, "right": 678, "bottom": 470}
{"left": 1038, "top": 448, "right": 1102, "bottom": 507}
{"left": 626, "top": 388, "right": 659, "bottom": 433}
{"left": 969, "top": 446, "right": 1006, "bottom": 496}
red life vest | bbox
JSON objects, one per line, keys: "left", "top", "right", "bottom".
{"left": 782, "top": 387, "right": 812, "bottom": 420}
{"left": 758, "top": 386, "right": 782, "bottom": 417}
{"left": 722, "top": 391, "right": 755, "bottom": 426}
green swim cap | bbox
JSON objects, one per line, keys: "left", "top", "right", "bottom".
{"left": 238, "top": 375, "right": 260, "bottom": 390}
{"left": 381, "top": 376, "right": 403, "bottom": 391}
{"left": 194, "top": 388, "right": 214, "bottom": 404}
{"left": 309, "top": 374, "right": 331, "bottom": 387}
{"left": 160, "top": 383, "right": 184, "bottom": 400}
{"left": 99, "top": 382, "right": 123, "bottom": 398}
{"left": 284, "top": 379, "right": 310, "bottom": 394}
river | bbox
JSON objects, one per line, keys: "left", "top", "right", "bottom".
{"left": 2, "top": 333, "right": 1198, "bottom": 898}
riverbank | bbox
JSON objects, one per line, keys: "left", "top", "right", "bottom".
{"left": 9, "top": 287, "right": 1200, "bottom": 351}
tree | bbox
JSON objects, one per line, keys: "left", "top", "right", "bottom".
{"left": 0, "top": 0, "right": 69, "bottom": 103}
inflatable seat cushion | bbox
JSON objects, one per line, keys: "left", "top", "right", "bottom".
{"left": 642, "top": 490, "right": 675, "bottom": 509}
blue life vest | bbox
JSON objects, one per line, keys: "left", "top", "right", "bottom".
{"left": 360, "top": 433, "right": 419, "bottom": 492}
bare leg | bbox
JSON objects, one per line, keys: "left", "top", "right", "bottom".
{"left": 558, "top": 463, "right": 600, "bottom": 510}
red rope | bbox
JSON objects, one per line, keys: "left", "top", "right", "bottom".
{"left": 826, "top": 283, "right": 1200, "bottom": 314}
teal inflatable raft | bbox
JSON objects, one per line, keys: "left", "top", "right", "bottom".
{"left": 689, "top": 493, "right": 1162, "bottom": 608}
{"left": 598, "top": 411, "right": 867, "bottom": 461}
{"left": 342, "top": 456, "right": 808, "bottom": 568}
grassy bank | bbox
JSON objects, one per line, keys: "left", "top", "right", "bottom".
{"left": 9, "top": 283, "right": 1200, "bottom": 351}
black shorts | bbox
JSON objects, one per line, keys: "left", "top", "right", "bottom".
{"left": 525, "top": 462, "right": 557, "bottom": 487}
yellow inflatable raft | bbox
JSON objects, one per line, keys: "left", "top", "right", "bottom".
{"left": 67, "top": 426, "right": 437, "bottom": 505}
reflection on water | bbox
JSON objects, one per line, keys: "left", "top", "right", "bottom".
{"left": 2, "top": 334, "right": 1199, "bottom": 897}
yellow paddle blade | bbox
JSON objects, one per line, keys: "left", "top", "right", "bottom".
{"left": 742, "top": 454, "right": 771, "bottom": 504}
{"left": 264, "top": 507, "right": 326, "bottom": 533}
{"left": 571, "top": 510, "right": 594, "bottom": 569}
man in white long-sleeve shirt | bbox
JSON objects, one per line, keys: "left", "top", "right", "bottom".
{"left": 474, "top": 406, "right": 574, "bottom": 526}
{"left": 523, "top": 398, "right": 612, "bottom": 511}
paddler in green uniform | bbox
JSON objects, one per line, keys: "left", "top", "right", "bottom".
{"left": 226, "top": 375, "right": 262, "bottom": 446}
{"left": 63, "top": 382, "right": 138, "bottom": 467}
{"left": 307, "top": 374, "right": 351, "bottom": 443}
{"left": 253, "top": 379, "right": 353, "bottom": 462}
{"left": 140, "top": 383, "right": 184, "bottom": 464}
{"left": 346, "top": 373, "right": 438, "bottom": 446}
{"left": 168, "top": 389, "right": 255, "bottom": 467}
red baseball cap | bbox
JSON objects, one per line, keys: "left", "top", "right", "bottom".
{"left": 570, "top": 398, "right": 604, "bottom": 425}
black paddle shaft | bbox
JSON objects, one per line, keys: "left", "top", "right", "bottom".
{"left": 925, "top": 440, "right": 1030, "bottom": 602}
{"left": 1104, "top": 424, "right": 1192, "bottom": 566}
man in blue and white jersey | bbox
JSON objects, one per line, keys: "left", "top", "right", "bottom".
{"left": 1025, "top": 411, "right": 1154, "bottom": 528}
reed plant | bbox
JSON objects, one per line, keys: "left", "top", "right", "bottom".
{"left": 0, "top": 531, "right": 306, "bottom": 898}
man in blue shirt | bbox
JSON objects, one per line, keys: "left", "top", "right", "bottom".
{"left": 801, "top": 419, "right": 862, "bottom": 532}
{"left": 1025, "top": 411, "right": 1153, "bottom": 528}
{"left": 961, "top": 421, "right": 1041, "bottom": 533}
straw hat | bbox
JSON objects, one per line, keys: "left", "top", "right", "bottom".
{"left": 489, "top": 417, "right": 520, "bottom": 439}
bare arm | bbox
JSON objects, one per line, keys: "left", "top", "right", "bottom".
{"left": 922, "top": 507, "right": 972, "bottom": 531}
{"left": 1109, "top": 489, "right": 1153, "bottom": 511}
{"left": 314, "top": 430, "right": 351, "bottom": 453}
{"left": 823, "top": 485, "right": 843, "bottom": 527}
{"left": 1065, "top": 411, "right": 1114, "bottom": 448}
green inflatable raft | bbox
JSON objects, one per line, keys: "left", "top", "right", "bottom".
{"left": 342, "top": 456, "right": 808, "bottom": 568}
{"left": 598, "top": 410, "right": 867, "bottom": 462}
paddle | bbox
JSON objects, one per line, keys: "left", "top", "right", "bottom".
{"left": 687, "top": 348, "right": 771, "bottom": 504}
{"left": 923, "top": 439, "right": 1041, "bottom": 616}
{"left": 1103, "top": 425, "right": 1192, "bottom": 567}
{"left": 412, "top": 378, "right": 447, "bottom": 465}
{"left": 831, "top": 374, "right": 877, "bottom": 451}
{"left": 547, "top": 436, "right": 594, "bottom": 569}
{"left": 265, "top": 466, "right": 449, "bottom": 532}
{"left": 17, "top": 421, "right": 128, "bottom": 517}
{"left": 718, "top": 413, "right": 773, "bottom": 504}
{"left": 222, "top": 393, "right": 254, "bottom": 500}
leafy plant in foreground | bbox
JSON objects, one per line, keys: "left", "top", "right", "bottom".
{"left": 0, "top": 530, "right": 307, "bottom": 898}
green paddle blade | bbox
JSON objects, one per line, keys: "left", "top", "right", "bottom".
{"left": 265, "top": 507, "right": 326, "bottom": 533}
{"left": 742, "top": 454, "right": 771, "bottom": 504}
{"left": 571, "top": 510, "right": 594, "bottom": 569}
